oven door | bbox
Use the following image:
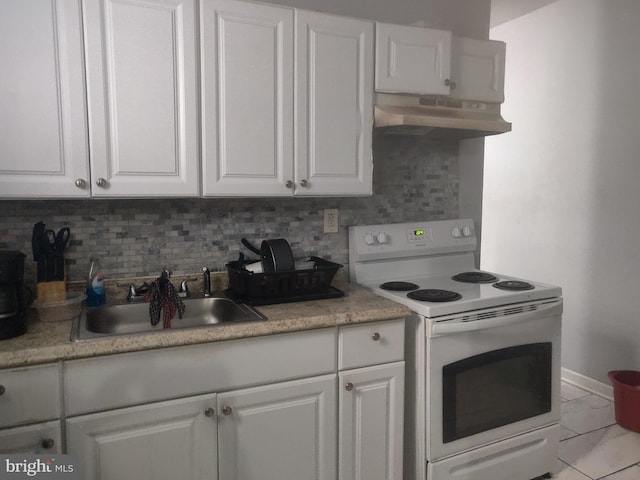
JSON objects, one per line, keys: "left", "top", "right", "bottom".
{"left": 426, "top": 298, "right": 562, "bottom": 461}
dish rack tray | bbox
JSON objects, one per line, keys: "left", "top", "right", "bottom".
{"left": 226, "top": 256, "right": 343, "bottom": 301}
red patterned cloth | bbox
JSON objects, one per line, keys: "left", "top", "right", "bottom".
{"left": 147, "top": 277, "right": 185, "bottom": 328}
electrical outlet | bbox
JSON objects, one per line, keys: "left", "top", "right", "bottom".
{"left": 323, "top": 209, "right": 339, "bottom": 233}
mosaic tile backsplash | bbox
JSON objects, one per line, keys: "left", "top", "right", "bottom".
{"left": 0, "top": 135, "right": 459, "bottom": 284}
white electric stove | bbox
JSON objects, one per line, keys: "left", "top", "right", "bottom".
{"left": 349, "top": 219, "right": 563, "bottom": 480}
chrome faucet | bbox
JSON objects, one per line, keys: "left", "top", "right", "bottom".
{"left": 202, "top": 266, "right": 211, "bottom": 297}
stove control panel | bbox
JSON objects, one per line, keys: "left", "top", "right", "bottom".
{"left": 349, "top": 218, "right": 477, "bottom": 261}
{"left": 407, "top": 227, "right": 433, "bottom": 243}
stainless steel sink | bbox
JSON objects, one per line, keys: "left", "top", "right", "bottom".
{"left": 71, "top": 295, "right": 266, "bottom": 341}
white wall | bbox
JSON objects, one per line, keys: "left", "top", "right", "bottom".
{"left": 483, "top": 0, "right": 640, "bottom": 383}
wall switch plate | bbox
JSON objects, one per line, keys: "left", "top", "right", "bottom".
{"left": 323, "top": 209, "right": 339, "bottom": 233}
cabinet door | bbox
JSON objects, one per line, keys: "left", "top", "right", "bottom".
{"left": 202, "top": 0, "right": 294, "bottom": 196}
{"left": 83, "top": 0, "right": 199, "bottom": 197}
{"left": 218, "top": 375, "right": 336, "bottom": 480}
{"left": 66, "top": 393, "right": 218, "bottom": 480}
{"left": 0, "top": 421, "right": 61, "bottom": 454}
{"left": 450, "top": 37, "right": 506, "bottom": 103}
{"left": 0, "top": 0, "right": 89, "bottom": 198}
{"left": 295, "top": 11, "right": 373, "bottom": 196}
{"left": 339, "top": 362, "right": 405, "bottom": 480}
{"left": 375, "top": 23, "right": 451, "bottom": 96}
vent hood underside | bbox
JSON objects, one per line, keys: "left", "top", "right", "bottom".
{"left": 374, "top": 93, "right": 512, "bottom": 140}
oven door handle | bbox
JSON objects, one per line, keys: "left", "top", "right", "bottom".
{"left": 431, "top": 299, "right": 562, "bottom": 335}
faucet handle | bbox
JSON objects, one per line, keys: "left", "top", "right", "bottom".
{"left": 202, "top": 266, "right": 211, "bottom": 297}
{"left": 179, "top": 280, "right": 190, "bottom": 298}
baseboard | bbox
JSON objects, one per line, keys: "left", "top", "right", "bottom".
{"left": 561, "top": 367, "right": 614, "bottom": 401}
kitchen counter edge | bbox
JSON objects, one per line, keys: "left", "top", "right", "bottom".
{"left": 0, "top": 284, "right": 410, "bottom": 368}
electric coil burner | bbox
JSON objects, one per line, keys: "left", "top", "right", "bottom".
{"left": 452, "top": 271, "right": 498, "bottom": 283}
{"left": 493, "top": 280, "right": 535, "bottom": 291}
{"left": 380, "top": 281, "right": 419, "bottom": 291}
{"left": 407, "top": 289, "right": 462, "bottom": 302}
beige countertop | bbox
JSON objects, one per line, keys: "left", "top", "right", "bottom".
{"left": 0, "top": 283, "right": 410, "bottom": 369}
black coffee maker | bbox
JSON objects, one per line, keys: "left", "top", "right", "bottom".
{"left": 0, "top": 251, "right": 27, "bottom": 340}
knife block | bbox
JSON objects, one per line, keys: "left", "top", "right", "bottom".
{"left": 32, "top": 262, "right": 67, "bottom": 302}
{"left": 36, "top": 281, "right": 66, "bottom": 302}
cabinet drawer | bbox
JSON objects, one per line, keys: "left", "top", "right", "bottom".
{"left": 0, "top": 364, "right": 60, "bottom": 428}
{"left": 0, "top": 420, "right": 62, "bottom": 454}
{"left": 338, "top": 319, "right": 404, "bottom": 370}
{"left": 65, "top": 328, "right": 336, "bottom": 416}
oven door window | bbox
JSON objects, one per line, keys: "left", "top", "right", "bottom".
{"left": 442, "top": 343, "right": 552, "bottom": 443}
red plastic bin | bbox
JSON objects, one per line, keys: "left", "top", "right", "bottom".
{"left": 608, "top": 370, "right": 640, "bottom": 433}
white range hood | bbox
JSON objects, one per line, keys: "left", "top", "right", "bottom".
{"left": 374, "top": 93, "right": 512, "bottom": 140}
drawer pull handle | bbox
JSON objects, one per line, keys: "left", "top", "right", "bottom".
{"left": 345, "top": 382, "right": 354, "bottom": 391}
{"left": 372, "top": 332, "right": 381, "bottom": 341}
{"left": 204, "top": 408, "right": 215, "bottom": 418}
{"left": 0, "top": 385, "right": 5, "bottom": 395}
{"left": 222, "top": 406, "right": 233, "bottom": 416}
{"left": 41, "top": 439, "right": 55, "bottom": 450}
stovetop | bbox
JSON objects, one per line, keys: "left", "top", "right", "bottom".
{"left": 363, "top": 270, "right": 561, "bottom": 318}
{"left": 348, "top": 219, "right": 562, "bottom": 318}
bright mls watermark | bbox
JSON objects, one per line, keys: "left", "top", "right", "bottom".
{"left": 0, "top": 456, "right": 77, "bottom": 479}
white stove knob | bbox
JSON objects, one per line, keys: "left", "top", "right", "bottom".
{"left": 462, "top": 225, "right": 472, "bottom": 237}
{"left": 364, "top": 233, "right": 376, "bottom": 245}
{"left": 376, "top": 232, "right": 388, "bottom": 244}
{"left": 451, "top": 226, "right": 462, "bottom": 238}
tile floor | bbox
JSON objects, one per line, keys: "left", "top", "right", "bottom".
{"left": 554, "top": 382, "right": 640, "bottom": 479}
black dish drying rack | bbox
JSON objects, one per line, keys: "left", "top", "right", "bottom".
{"left": 225, "top": 256, "right": 344, "bottom": 305}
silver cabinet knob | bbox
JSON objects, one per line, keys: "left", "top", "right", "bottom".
{"left": 222, "top": 406, "right": 233, "bottom": 416}
{"left": 299, "top": 179, "right": 309, "bottom": 187}
{"left": 204, "top": 408, "right": 215, "bottom": 417}
{"left": 372, "top": 332, "right": 381, "bottom": 341}
{"left": 0, "top": 385, "right": 5, "bottom": 395}
{"left": 345, "top": 382, "right": 354, "bottom": 391}
{"left": 75, "top": 178, "right": 87, "bottom": 188}
{"left": 41, "top": 439, "right": 55, "bottom": 450}
{"left": 95, "top": 178, "right": 107, "bottom": 188}
{"left": 285, "top": 180, "right": 294, "bottom": 189}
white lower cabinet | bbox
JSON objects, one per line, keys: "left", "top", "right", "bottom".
{"left": 61, "top": 321, "right": 404, "bottom": 478}
{"left": 337, "top": 319, "right": 405, "bottom": 480}
{"left": 218, "top": 375, "right": 337, "bottom": 480}
{"left": 339, "top": 362, "right": 405, "bottom": 480}
{"left": 66, "top": 393, "right": 218, "bottom": 480}
{"left": 0, "top": 363, "right": 62, "bottom": 454}
{"left": 0, "top": 421, "right": 61, "bottom": 454}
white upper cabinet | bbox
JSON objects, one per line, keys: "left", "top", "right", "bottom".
{"left": 450, "top": 36, "right": 506, "bottom": 103}
{"left": 375, "top": 22, "right": 452, "bottom": 96}
{"left": 203, "top": 1, "right": 374, "bottom": 197}
{"left": 295, "top": 11, "right": 373, "bottom": 196}
{"left": 375, "top": 23, "right": 506, "bottom": 103}
{"left": 0, "top": 0, "right": 89, "bottom": 198}
{"left": 201, "top": 0, "right": 294, "bottom": 196}
{"left": 83, "top": 0, "right": 200, "bottom": 197}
